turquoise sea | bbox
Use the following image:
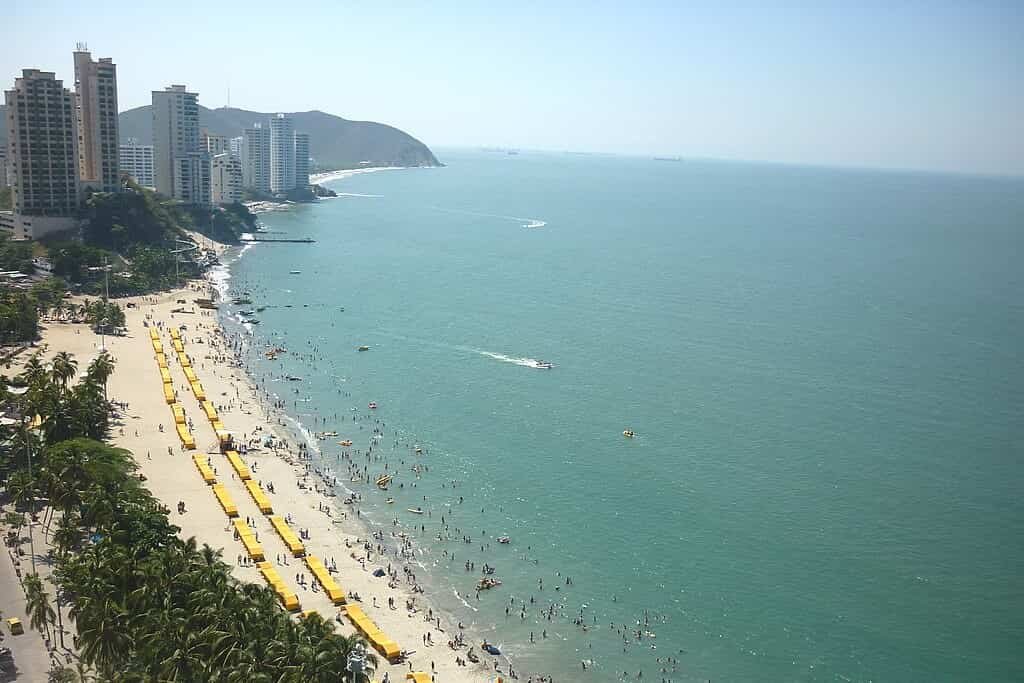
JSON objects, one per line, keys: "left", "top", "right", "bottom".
{"left": 220, "top": 150, "right": 1024, "bottom": 682}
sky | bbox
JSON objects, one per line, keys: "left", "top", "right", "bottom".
{"left": 5, "top": 1, "right": 1023, "bottom": 176}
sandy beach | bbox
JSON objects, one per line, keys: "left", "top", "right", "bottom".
{"left": 310, "top": 167, "right": 405, "bottom": 185}
{"left": 22, "top": 262, "right": 503, "bottom": 682}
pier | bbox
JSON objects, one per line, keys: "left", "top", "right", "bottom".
{"left": 240, "top": 237, "right": 316, "bottom": 243}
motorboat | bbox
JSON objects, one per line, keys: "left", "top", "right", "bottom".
{"left": 623, "top": 430, "right": 635, "bottom": 438}
{"left": 368, "top": 402, "right": 378, "bottom": 409}
{"left": 408, "top": 507, "right": 424, "bottom": 515}
{"left": 289, "top": 270, "right": 302, "bottom": 274}
{"left": 497, "top": 536, "right": 510, "bottom": 544}
{"left": 532, "top": 360, "right": 554, "bottom": 369}
{"left": 357, "top": 346, "right": 370, "bottom": 351}
{"left": 338, "top": 439, "right": 353, "bottom": 447}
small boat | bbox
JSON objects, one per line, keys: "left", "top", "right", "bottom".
{"left": 287, "top": 375, "right": 302, "bottom": 382}
{"left": 289, "top": 270, "right": 302, "bottom": 274}
{"left": 623, "top": 430, "right": 635, "bottom": 438}
{"left": 532, "top": 360, "right": 554, "bottom": 369}
{"left": 497, "top": 536, "right": 510, "bottom": 544}
{"left": 338, "top": 439, "right": 353, "bottom": 447}
{"left": 386, "top": 498, "right": 394, "bottom": 504}
{"left": 414, "top": 445, "right": 422, "bottom": 454}
{"left": 477, "top": 577, "right": 502, "bottom": 590}
{"left": 357, "top": 346, "right": 370, "bottom": 352}
{"left": 407, "top": 507, "right": 424, "bottom": 515}
{"left": 368, "top": 402, "right": 378, "bottom": 409}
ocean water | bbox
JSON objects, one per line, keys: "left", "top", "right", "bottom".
{"left": 220, "top": 150, "right": 1024, "bottom": 682}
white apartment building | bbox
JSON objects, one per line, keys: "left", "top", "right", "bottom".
{"left": 229, "top": 136, "right": 243, "bottom": 159}
{"left": 4, "top": 69, "right": 80, "bottom": 238}
{"left": 242, "top": 124, "right": 271, "bottom": 192}
{"left": 152, "top": 84, "right": 207, "bottom": 203}
{"left": 73, "top": 47, "right": 119, "bottom": 192}
{"left": 210, "top": 152, "right": 243, "bottom": 205}
{"left": 269, "top": 113, "right": 295, "bottom": 194}
{"left": 175, "top": 151, "right": 211, "bottom": 206}
{"left": 0, "top": 149, "right": 8, "bottom": 188}
{"left": 119, "top": 138, "right": 154, "bottom": 188}
{"left": 294, "top": 132, "right": 310, "bottom": 189}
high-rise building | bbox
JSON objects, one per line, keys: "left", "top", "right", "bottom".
{"left": 269, "top": 113, "right": 295, "bottom": 194}
{"left": 3, "top": 69, "right": 80, "bottom": 239}
{"left": 119, "top": 138, "right": 154, "bottom": 188}
{"left": 174, "top": 152, "right": 211, "bottom": 206}
{"left": 210, "top": 152, "right": 243, "bottom": 205}
{"left": 0, "top": 149, "right": 9, "bottom": 188}
{"left": 229, "top": 136, "right": 243, "bottom": 159}
{"left": 73, "top": 47, "right": 119, "bottom": 192}
{"left": 241, "top": 124, "right": 271, "bottom": 192}
{"left": 294, "top": 132, "right": 310, "bottom": 189}
{"left": 201, "top": 128, "right": 230, "bottom": 155}
{"left": 152, "top": 84, "right": 206, "bottom": 202}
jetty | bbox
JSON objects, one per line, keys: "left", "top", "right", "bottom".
{"left": 240, "top": 237, "right": 316, "bottom": 243}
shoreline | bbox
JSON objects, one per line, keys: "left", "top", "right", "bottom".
{"left": 22, "top": 257, "right": 501, "bottom": 681}
{"left": 309, "top": 166, "right": 406, "bottom": 185}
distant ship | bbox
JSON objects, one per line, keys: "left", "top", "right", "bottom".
{"left": 653, "top": 156, "right": 682, "bottom": 162}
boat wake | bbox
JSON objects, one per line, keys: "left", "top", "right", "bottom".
{"left": 476, "top": 350, "right": 554, "bottom": 369}
{"left": 335, "top": 192, "right": 384, "bottom": 198}
{"left": 429, "top": 205, "right": 547, "bottom": 229}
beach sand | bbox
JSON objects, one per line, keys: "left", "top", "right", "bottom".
{"left": 24, "top": 270, "right": 501, "bottom": 682}
{"left": 310, "top": 167, "right": 405, "bottom": 185}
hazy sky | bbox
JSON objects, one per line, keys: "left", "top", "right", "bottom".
{"left": 6, "top": 1, "right": 1023, "bottom": 175}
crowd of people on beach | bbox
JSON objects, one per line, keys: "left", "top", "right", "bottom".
{"left": 177, "top": 274, "right": 689, "bottom": 682}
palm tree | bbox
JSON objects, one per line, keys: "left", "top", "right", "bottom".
{"left": 51, "top": 351, "right": 78, "bottom": 394}
{"left": 6, "top": 468, "right": 37, "bottom": 511}
{"left": 86, "top": 352, "right": 115, "bottom": 403}
{"left": 23, "top": 572, "right": 56, "bottom": 643}
{"left": 74, "top": 597, "right": 133, "bottom": 679}
{"left": 22, "top": 354, "right": 49, "bottom": 390}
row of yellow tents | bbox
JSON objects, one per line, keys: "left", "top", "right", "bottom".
{"left": 343, "top": 604, "right": 402, "bottom": 662}
{"left": 212, "top": 483, "right": 239, "bottom": 517}
{"left": 232, "top": 518, "right": 265, "bottom": 563}
{"left": 153, "top": 330, "right": 196, "bottom": 451}
{"left": 192, "top": 454, "right": 216, "bottom": 484}
{"left": 244, "top": 479, "right": 273, "bottom": 514}
{"left": 258, "top": 561, "right": 301, "bottom": 611}
{"left": 269, "top": 516, "right": 304, "bottom": 557}
{"left": 224, "top": 449, "right": 250, "bottom": 479}
{"left": 150, "top": 326, "right": 384, "bottom": 648}
{"left": 306, "top": 555, "right": 346, "bottom": 606}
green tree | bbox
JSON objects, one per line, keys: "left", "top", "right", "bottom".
{"left": 23, "top": 572, "right": 57, "bottom": 642}
{"left": 51, "top": 351, "right": 79, "bottom": 393}
{"left": 86, "top": 352, "right": 115, "bottom": 402}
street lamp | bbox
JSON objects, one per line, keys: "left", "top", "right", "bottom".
{"left": 346, "top": 642, "right": 367, "bottom": 677}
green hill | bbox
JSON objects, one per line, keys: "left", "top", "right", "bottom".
{"left": 0, "top": 104, "right": 440, "bottom": 170}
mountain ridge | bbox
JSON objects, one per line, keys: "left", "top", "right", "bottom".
{"left": 0, "top": 104, "right": 441, "bottom": 171}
